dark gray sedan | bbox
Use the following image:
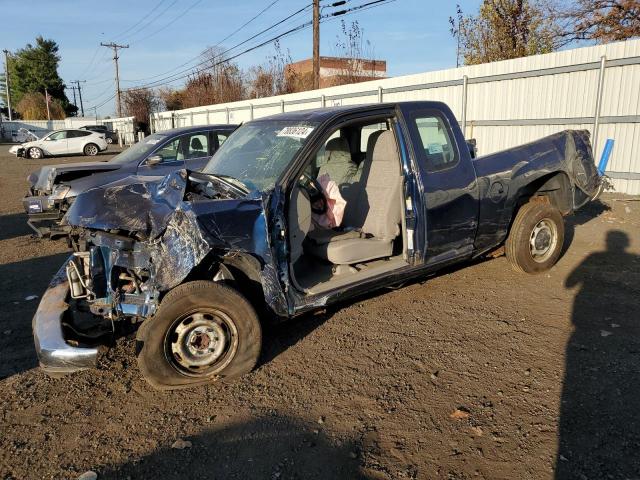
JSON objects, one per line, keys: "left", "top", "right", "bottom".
{"left": 23, "top": 125, "right": 237, "bottom": 237}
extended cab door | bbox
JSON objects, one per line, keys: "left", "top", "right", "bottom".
{"left": 399, "top": 104, "right": 479, "bottom": 264}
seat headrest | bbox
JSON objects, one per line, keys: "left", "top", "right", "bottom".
{"left": 366, "top": 130, "right": 386, "bottom": 159}
{"left": 324, "top": 137, "right": 351, "bottom": 164}
{"left": 372, "top": 130, "right": 399, "bottom": 164}
{"left": 191, "top": 137, "right": 204, "bottom": 150}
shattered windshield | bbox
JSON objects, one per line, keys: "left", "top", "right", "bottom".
{"left": 202, "top": 120, "right": 317, "bottom": 192}
{"left": 107, "top": 133, "right": 169, "bottom": 164}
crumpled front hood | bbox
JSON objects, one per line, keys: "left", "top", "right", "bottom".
{"left": 30, "top": 161, "right": 124, "bottom": 192}
{"left": 64, "top": 170, "right": 185, "bottom": 239}
{"left": 64, "top": 170, "right": 273, "bottom": 293}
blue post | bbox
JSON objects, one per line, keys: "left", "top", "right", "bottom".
{"left": 597, "top": 139, "right": 614, "bottom": 175}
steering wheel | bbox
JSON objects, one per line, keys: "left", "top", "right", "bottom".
{"left": 298, "top": 173, "right": 327, "bottom": 214}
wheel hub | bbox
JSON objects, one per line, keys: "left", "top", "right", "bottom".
{"left": 529, "top": 219, "right": 557, "bottom": 262}
{"left": 166, "top": 311, "right": 237, "bottom": 375}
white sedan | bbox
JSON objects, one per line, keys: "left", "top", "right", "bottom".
{"left": 9, "top": 129, "right": 109, "bottom": 159}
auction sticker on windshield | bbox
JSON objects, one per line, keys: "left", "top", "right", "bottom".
{"left": 277, "top": 126, "right": 314, "bottom": 139}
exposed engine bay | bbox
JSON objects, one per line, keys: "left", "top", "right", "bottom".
{"left": 60, "top": 170, "right": 250, "bottom": 342}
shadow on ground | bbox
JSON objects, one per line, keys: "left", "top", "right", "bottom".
{"left": 99, "top": 413, "right": 370, "bottom": 479}
{"left": 562, "top": 199, "right": 610, "bottom": 254}
{"left": 0, "top": 252, "right": 69, "bottom": 379}
{"left": 0, "top": 212, "right": 33, "bottom": 241}
{"left": 556, "top": 230, "right": 640, "bottom": 478}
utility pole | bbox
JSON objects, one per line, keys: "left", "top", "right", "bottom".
{"left": 70, "top": 85, "right": 77, "bottom": 109}
{"left": 44, "top": 87, "right": 51, "bottom": 120}
{"left": 2, "top": 49, "right": 13, "bottom": 121}
{"left": 101, "top": 42, "right": 129, "bottom": 118}
{"left": 313, "top": 0, "right": 320, "bottom": 90}
{"left": 72, "top": 80, "right": 86, "bottom": 117}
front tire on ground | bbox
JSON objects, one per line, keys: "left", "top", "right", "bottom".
{"left": 83, "top": 143, "right": 99, "bottom": 156}
{"left": 136, "top": 280, "right": 262, "bottom": 390}
{"left": 27, "top": 147, "right": 43, "bottom": 159}
{"left": 505, "top": 201, "right": 565, "bottom": 274}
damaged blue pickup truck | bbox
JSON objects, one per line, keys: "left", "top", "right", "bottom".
{"left": 33, "top": 102, "right": 601, "bottom": 389}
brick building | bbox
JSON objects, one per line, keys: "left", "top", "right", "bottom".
{"left": 286, "top": 56, "right": 387, "bottom": 89}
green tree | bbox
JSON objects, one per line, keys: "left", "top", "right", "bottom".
{"left": 4, "top": 37, "right": 75, "bottom": 117}
{"left": 450, "top": 0, "right": 560, "bottom": 66}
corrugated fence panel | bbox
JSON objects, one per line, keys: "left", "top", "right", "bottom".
{"left": 150, "top": 38, "right": 640, "bottom": 194}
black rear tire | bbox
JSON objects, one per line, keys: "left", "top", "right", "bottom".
{"left": 505, "top": 201, "right": 565, "bottom": 274}
{"left": 136, "top": 281, "right": 261, "bottom": 390}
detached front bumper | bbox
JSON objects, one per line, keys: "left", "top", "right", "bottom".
{"left": 22, "top": 196, "right": 68, "bottom": 237}
{"left": 32, "top": 263, "right": 99, "bottom": 375}
{"left": 9, "top": 146, "right": 24, "bottom": 157}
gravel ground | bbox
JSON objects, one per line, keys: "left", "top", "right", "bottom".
{"left": 0, "top": 144, "right": 639, "bottom": 480}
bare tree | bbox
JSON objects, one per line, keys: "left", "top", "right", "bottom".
{"left": 174, "top": 47, "right": 245, "bottom": 108}
{"left": 158, "top": 87, "right": 184, "bottom": 111}
{"left": 122, "top": 88, "right": 160, "bottom": 133}
{"left": 248, "top": 41, "right": 303, "bottom": 98}
{"left": 558, "top": 0, "right": 640, "bottom": 43}
{"left": 331, "top": 20, "right": 382, "bottom": 86}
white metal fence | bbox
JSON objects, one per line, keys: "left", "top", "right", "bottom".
{"left": 0, "top": 116, "right": 137, "bottom": 144}
{"left": 151, "top": 38, "right": 640, "bottom": 195}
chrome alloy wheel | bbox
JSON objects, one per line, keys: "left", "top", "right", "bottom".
{"left": 529, "top": 218, "right": 558, "bottom": 263}
{"left": 165, "top": 310, "right": 238, "bottom": 376}
{"left": 29, "top": 147, "right": 42, "bottom": 159}
{"left": 85, "top": 144, "right": 98, "bottom": 156}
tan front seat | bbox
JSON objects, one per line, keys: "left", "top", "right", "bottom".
{"left": 307, "top": 130, "right": 403, "bottom": 264}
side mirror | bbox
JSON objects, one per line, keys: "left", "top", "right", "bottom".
{"left": 146, "top": 155, "right": 162, "bottom": 166}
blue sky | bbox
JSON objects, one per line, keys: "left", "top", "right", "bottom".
{"left": 1, "top": 0, "right": 483, "bottom": 116}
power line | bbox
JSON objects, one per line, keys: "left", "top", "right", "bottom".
{"left": 113, "top": 0, "right": 168, "bottom": 40}
{"left": 126, "top": 17, "right": 327, "bottom": 93}
{"left": 327, "top": 0, "right": 397, "bottom": 17}
{"left": 83, "top": 81, "right": 115, "bottom": 106}
{"left": 121, "top": 0, "right": 179, "bottom": 43}
{"left": 88, "top": 92, "right": 117, "bottom": 112}
{"left": 98, "top": 0, "right": 397, "bottom": 107}
{"left": 77, "top": 46, "right": 103, "bottom": 78}
{"left": 217, "top": 0, "right": 283, "bottom": 46}
{"left": 122, "top": 3, "right": 313, "bottom": 88}
{"left": 122, "top": 0, "right": 280, "bottom": 82}
{"left": 128, "top": 0, "right": 202, "bottom": 46}
{"left": 76, "top": 1, "right": 167, "bottom": 81}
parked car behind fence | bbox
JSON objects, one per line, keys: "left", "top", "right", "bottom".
{"left": 79, "top": 125, "right": 118, "bottom": 144}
